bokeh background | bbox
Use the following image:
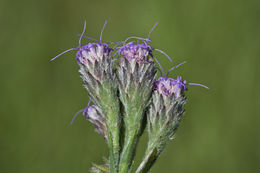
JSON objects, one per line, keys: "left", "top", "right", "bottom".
{"left": 1, "top": 0, "right": 259, "bottom": 172}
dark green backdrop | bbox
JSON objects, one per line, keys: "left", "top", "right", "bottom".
{"left": 1, "top": 0, "right": 259, "bottom": 172}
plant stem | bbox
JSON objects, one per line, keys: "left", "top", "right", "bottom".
{"left": 135, "top": 128, "right": 166, "bottom": 173}
{"left": 135, "top": 148, "right": 157, "bottom": 173}
{"left": 119, "top": 109, "right": 143, "bottom": 173}
{"left": 107, "top": 127, "right": 119, "bottom": 173}
{"left": 118, "top": 130, "right": 138, "bottom": 173}
{"left": 99, "top": 84, "right": 121, "bottom": 173}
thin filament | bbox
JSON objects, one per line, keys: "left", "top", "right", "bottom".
{"left": 188, "top": 83, "right": 210, "bottom": 90}
{"left": 100, "top": 20, "right": 107, "bottom": 42}
{"left": 154, "top": 57, "right": 166, "bottom": 76}
{"left": 154, "top": 48, "right": 173, "bottom": 62}
{"left": 124, "top": 36, "right": 150, "bottom": 44}
{"left": 70, "top": 109, "right": 84, "bottom": 125}
{"left": 76, "top": 34, "right": 99, "bottom": 42}
{"left": 87, "top": 98, "right": 92, "bottom": 106}
{"left": 148, "top": 22, "right": 159, "bottom": 40}
{"left": 166, "top": 61, "right": 186, "bottom": 76}
{"left": 79, "top": 20, "right": 87, "bottom": 46}
{"left": 154, "top": 67, "right": 163, "bottom": 77}
{"left": 115, "top": 41, "right": 138, "bottom": 50}
{"left": 50, "top": 48, "right": 76, "bottom": 61}
{"left": 70, "top": 98, "right": 92, "bottom": 125}
{"left": 107, "top": 41, "right": 125, "bottom": 45}
{"left": 113, "top": 42, "right": 123, "bottom": 49}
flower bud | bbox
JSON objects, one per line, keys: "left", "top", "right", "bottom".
{"left": 78, "top": 42, "right": 117, "bottom": 107}
{"left": 78, "top": 41, "right": 121, "bottom": 172}
{"left": 154, "top": 76, "right": 187, "bottom": 99}
{"left": 117, "top": 42, "right": 156, "bottom": 105}
{"left": 76, "top": 43, "right": 113, "bottom": 65}
{"left": 117, "top": 42, "right": 156, "bottom": 172}
{"left": 118, "top": 42, "right": 153, "bottom": 64}
{"left": 83, "top": 105, "right": 107, "bottom": 140}
{"left": 146, "top": 76, "right": 187, "bottom": 157}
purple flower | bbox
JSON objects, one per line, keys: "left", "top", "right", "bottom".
{"left": 154, "top": 76, "right": 187, "bottom": 98}
{"left": 82, "top": 105, "right": 107, "bottom": 139}
{"left": 82, "top": 106, "right": 92, "bottom": 119}
{"left": 83, "top": 105, "right": 99, "bottom": 120}
{"left": 76, "top": 42, "right": 113, "bottom": 65}
{"left": 117, "top": 42, "right": 153, "bottom": 63}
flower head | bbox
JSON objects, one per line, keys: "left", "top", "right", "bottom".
{"left": 76, "top": 42, "right": 113, "bottom": 65}
{"left": 82, "top": 105, "right": 93, "bottom": 119}
{"left": 154, "top": 76, "right": 187, "bottom": 99}
{"left": 83, "top": 105, "right": 107, "bottom": 139}
{"left": 118, "top": 42, "right": 153, "bottom": 63}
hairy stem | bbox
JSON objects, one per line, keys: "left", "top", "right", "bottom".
{"left": 99, "top": 84, "right": 121, "bottom": 173}
{"left": 135, "top": 148, "right": 157, "bottom": 173}
{"left": 119, "top": 107, "right": 143, "bottom": 173}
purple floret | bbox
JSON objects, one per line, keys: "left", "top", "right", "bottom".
{"left": 76, "top": 42, "right": 113, "bottom": 65}
{"left": 118, "top": 42, "right": 153, "bottom": 63}
{"left": 83, "top": 105, "right": 95, "bottom": 119}
{"left": 154, "top": 76, "right": 187, "bottom": 98}
{"left": 83, "top": 106, "right": 90, "bottom": 119}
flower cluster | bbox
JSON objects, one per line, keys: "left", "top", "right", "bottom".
{"left": 154, "top": 76, "right": 187, "bottom": 98}
{"left": 76, "top": 43, "right": 113, "bottom": 64}
{"left": 52, "top": 21, "right": 208, "bottom": 173}
{"left": 118, "top": 42, "right": 153, "bottom": 63}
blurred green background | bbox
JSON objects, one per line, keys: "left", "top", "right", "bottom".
{"left": 0, "top": 0, "right": 259, "bottom": 172}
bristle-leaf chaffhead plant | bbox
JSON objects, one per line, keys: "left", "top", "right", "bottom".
{"left": 51, "top": 20, "right": 209, "bottom": 173}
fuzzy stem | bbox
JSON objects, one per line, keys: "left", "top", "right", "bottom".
{"left": 98, "top": 83, "right": 121, "bottom": 173}
{"left": 138, "top": 148, "right": 159, "bottom": 173}
{"left": 118, "top": 129, "right": 138, "bottom": 173}
{"left": 135, "top": 148, "right": 157, "bottom": 173}
{"left": 105, "top": 111, "right": 120, "bottom": 173}
{"left": 119, "top": 108, "right": 143, "bottom": 173}
{"left": 135, "top": 141, "right": 162, "bottom": 173}
{"left": 136, "top": 125, "right": 169, "bottom": 173}
{"left": 106, "top": 126, "right": 119, "bottom": 173}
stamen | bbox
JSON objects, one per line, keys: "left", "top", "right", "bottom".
{"left": 115, "top": 41, "right": 138, "bottom": 50}
{"left": 154, "top": 57, "right": 166, "bottom": 76}
{"left": 51, "top": 21, "right": 87, "bottom": 62}
{"left": 113, "top": 42, "right": 123, "bottom": 49}
{"left": 100, "top": 20, "right": 107, "bottom": 42}
{"left": 148, "top": 22, "right": 159, "bottom": 41}
{"left": 154, "top": 48, "right": 173, "bottom": 62}
{"left": 154, "top": 67, "right": 163, "bottom": 77}
{"left": 188, "top": 83, "right": 210, "bottom": 90}
{"left": 79, "top": 20, "right": 87, "bottom": 46}
{"left": 111, "top": 51, "right": 118, "bottom": 58}
{"left": 70, "top": 98, "right": 92, "bottom": 125}
{"left": 166, "top": 61, "right": 186, "bottom": 76}
{"left": 107, "top": 41, "right": 125, "bottom": 45}
{"left": 70, "top": 109, "right": 84, "bottom": 125}
{"left": 50, "top": 48, "right": 76, "bottom": 61}
{"left": 124, "top": 36, "right": 150, "bottom": 44}
{"left": 87, "top": 98, "right": 92, "bottom": 106}
{"left": 76, "top": 34, "right": 99, "bottom": 42}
